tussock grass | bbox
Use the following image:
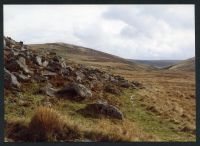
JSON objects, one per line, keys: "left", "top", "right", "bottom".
{"left": 29, "top": 106, "right": 64, "bottom": 141}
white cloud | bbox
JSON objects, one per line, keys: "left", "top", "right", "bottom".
{"left": 4, "top": 5, "right": 195, "bottom": 60}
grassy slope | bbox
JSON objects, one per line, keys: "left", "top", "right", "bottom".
{"left": 5, "top": 81, "right": 195, "bottom": 141}
{"left": 5, "top": 43, "right": 195, "bottom": 141}
{"left": 29, "top": 43, "right": 153, "bottom": 71}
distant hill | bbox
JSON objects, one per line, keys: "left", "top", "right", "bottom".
{"left": 30, "top": 43, "right": 154, "bottom": 71}
{"left": 128, "top": 60, "right": 182, "bottom": 68}
{"left": 165, "top": 57, "right": 195, "bottom": 72}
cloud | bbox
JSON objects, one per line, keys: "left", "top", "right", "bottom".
{"left": 4, "top": 5, "right": 195, "bottom": 60}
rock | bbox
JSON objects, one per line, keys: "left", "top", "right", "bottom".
{"left": 114, "top": 75, "right": 125, "bottom": 81}
{"left": 66, "top": 66, "right": 74, "bottom": 72}
{"left": 75, "top": 71, "right": 85, "bottom": 83}
{"left": 56, "top": 83, "right": 92, "bottom": 100}
{"left": 42, "top": 70, "right": 57, "bottom": 77}
{"left": 42, "top": 60, "right": 49, "bottom": 67}
{"left": 35, "top": 55, "right": 42, "bottom": 66}
{"left": 18, "top": 100, "right": 30, "bottom": 107}
{"left": 33, "top": 74, "right": 48, "bottom": 82}
{"left": 13, "top": 72, "right": 31, "bottom": 83}
{"left": 4, "top": 68, "right": 20, "bottom": 89}
{"left": 131, "top": 81, "right": 143, "bottom": 89}
{"left": 4, "top": 37, "right": 16, "bottom": 47}
{"left": 38, "top": 83, "right": 57, "bottom": 97}
{"left": 105, "top": 84, "right": 120, "bottom": 95}
{"left": 110, "top": 76, "right": 118, "bottom": 83}
{"left": 6, "top": 57, "right": 31, "bottom": 74}
{"left": 33, "top": 55, "right": 49, "bottom": 67}
{"left": 102, "top": 73, "right": 110, "bottom": 81}
{"left": 88, "top": 74, "right": 98, "bottom": 80}
{"left": 60, "top": 68, "right": 70, "bottom": 76}
{"left": 120, "top": 81, "right": 131, "bottom": 88}
{"left": 47, "top": 60, "right": 62, "bottom": 72}
{"left": 82, "top": 100, "right": 124, "bottom": 120}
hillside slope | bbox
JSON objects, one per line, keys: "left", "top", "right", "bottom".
{"left": 129, "top": 60, "right": 181, "bottom": 68}
{"left": 30, "top": 43, "right": 154, "bottom": 71}
{"left": 166, "top": 57, "right": 195, "bottom": 72}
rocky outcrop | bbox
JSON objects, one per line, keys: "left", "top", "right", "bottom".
{"left": 4, "top": 36, "right": 143, "bottom": 101}
{"left": 80, "top": 100, "right": 124, "bottom": 120}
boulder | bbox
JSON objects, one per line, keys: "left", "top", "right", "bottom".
{"left": 60, "top": 68, "right": 70, "bottom": 76}
{"left": 56, "top": 83, "right": 92, "bottom": 100}
{"left": 32, "top": 55, "right": 49, "bottom": 67}
{"left": 131, "top": 81, "right": 143, "bottom": 89}
{"left": 105, "top": 84, "right": 120, "bottom": 95}
{"left": 13, "top": 72, "right": 31, "bottom": 83}
{"left": 47, "top": 61, "right": 62, "bottom": 72}
{"left": 75, "top": 71, "right": 85, "bottom": 82}
{"left": 102, "top": 73, "right": 110, "bottom": 81}
{"left": 110, "top": 76, "right": 118, "bottom": 83}
{"left": 6, "top": 57, "right": 31, "bottom": 74}
{"left": 120, "top": 81, "right": 131, "bottom": 88}
{"left": 38, "top": 83, "right": 57, "bottom": 97}
{"left": 4, "top": 68, "right": 20, "bottom": 89}
{"left": 4, "top": 37, "right": 16, "bottom": 48}
{"left": 81, "top": 100, "right": 124, "bottom": 120}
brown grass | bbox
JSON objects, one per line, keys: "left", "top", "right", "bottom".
{"left": 29, "top": 106, "right": 64, "bottom": 141}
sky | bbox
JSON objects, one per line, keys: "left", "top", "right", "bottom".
{"left": 4, "top": 5, "right": 195, "bottom": 60}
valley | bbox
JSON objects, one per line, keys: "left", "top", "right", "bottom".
{"left": 4, "top": 37, "right": 196, "bottom": 142}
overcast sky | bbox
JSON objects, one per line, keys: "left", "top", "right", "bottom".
{"left": 4, "top": 5, "right": 195, "bottom": 60}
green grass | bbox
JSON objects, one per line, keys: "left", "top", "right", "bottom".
{"left": 4, "top": 83, "right": 195, "bottom": 142}
{"left": 120, "top": 89, "right": 195, "bottom": 142}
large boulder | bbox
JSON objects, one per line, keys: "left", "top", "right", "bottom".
{"left": 56, "top": 83, "right": 92, "bottom": 100}
{"left": 80, "top": 100, "right": 124, "bottom": 120}
{"left": 4, "top": 68, "right": 20, "bottom": 89}
{"left": 6, "top": 57, "right": 31, "bottom": 74}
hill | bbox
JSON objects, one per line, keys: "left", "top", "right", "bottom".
{"left": 30, "top": 43, "right": 154, "bottom": 71}
{"left": 129, "top": 60, "right": 181, "bottom": 68}
{"left": 4, "top": 37, "right": 196, "bottom": 142}
{"left": 165, "top": 57, "right": 195, "bottom": 72}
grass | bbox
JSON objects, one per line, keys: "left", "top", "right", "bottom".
{"left": 120, "top": 89, "right": 195, "bottom": 141}
{"left": 4, "top": 70, "right": 196, "bottom": 142}
{"left": 29, "top": 107, "right": 64, "bottom": 141}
